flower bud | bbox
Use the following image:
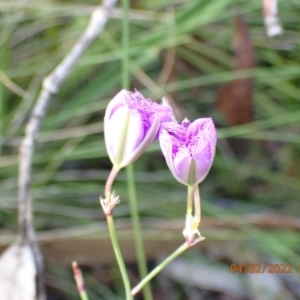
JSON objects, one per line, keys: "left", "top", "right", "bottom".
{"left": 159, "top": 118, "right": 216, "bottom": 186}
{"left": 104, "top": 90, "right": 173, "bottom": 168}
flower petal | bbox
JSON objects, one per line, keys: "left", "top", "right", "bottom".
{"left": 105, "top": 90, "right": 128, "bottom": 120}
{"left": 105, "top": 106, "right": 144, "bottom": 166}
{"left": 104, "top": 89, "right": 176, "bottom": 168}
{"left": 162, "top": 97, "right": 177, "bottom": 121}
{"left": 159, "top": 117, "right": 217, "bottom": 186}
{"left": 158, "top": 128, "right": 171, "bottom": 158}
{"left": 123, "top": 110, "right": 145, "bottom": 160}
{"left": 147, "top": 102, "right": 174, "bottom": 139}
{"left": 151, "top": 102, "right": 173, "bottom": 123}
{"left": 187, "top": 117, "right": 217, "bottom": 147}
{"left": 173, "top": 147, "right": 194, "bottom": 185}
{"left": 181, "top": 118, "right": 191, "bottom": 128}
{"left": 163, "top": 136, "right": 189, "bottom": 185}
{"left": 192, "top": 137, "right": 215, "bottom": 184}
{"left": 121, "top": 114, "right": 160, "bottom": 167}
{"left": 159, "top": 130, "right": 186, "bottom": 184}
{"left": 160, "top": 122, "right": 186, "bottom": 144}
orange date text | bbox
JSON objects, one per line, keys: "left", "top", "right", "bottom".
{"left": 230, "top": 263, "right": 293, "bottom": 274}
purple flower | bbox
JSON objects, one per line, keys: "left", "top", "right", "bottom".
{"left": 104, "top": 89, "right": 173, "bottom": 168}
{"left": 159, "top": 118, "right": 216, "bottom": 186}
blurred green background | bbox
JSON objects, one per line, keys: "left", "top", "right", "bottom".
{"left": 1, "top": 0, "right": 300, "bottom": 299}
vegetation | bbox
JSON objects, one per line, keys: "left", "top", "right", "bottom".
{"left": 0, "top": 0, "right": 300, "bottom": 299}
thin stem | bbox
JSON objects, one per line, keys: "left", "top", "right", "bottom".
{"left": 122, "top": 0, "right": 152, "bottom": 297}
{"left": 105, "top": 166, "right": 120, "bottom": 197}
{"left": 131, "top": 237, "right": 205, "bottom": 296}
{"left": 122, "top": 0, "right": 152, "bottom": 299}
{"left": 187, "top": 185, "right": 195, "bottom": 215}
{"left": 122, "top": 0, "right": 129, "bottom": 89}
{"left": 106, "top": 214, "right": 132, "bottom": 300}
{"left": 184, "top": 185, "right": 199, "bottom": 244}
{"left": 131, "top": 239, "right": 201, "bottom": 296}
{"left": 0, "top": 27, "right": 9, "bottom": 155}
{"left": 194, "top": 185, "right": 201, "bottom": 226}
{"left": 72, "top": 261, "right": 90, "bottom": 300}
{"left": 126, "top": 165, "right": 153, "bottom": 300}
{"left": 131, "top": 242, "right": 189, "bottom": 296}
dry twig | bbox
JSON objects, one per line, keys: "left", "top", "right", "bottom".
{"left": 263, "top": 0, "right": 283, "bottom": 37}
{"left": 0, "top": 1, "right": 117, "bottom": 300}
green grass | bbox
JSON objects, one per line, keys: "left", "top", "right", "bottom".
{"left": 1, "top": 0, "right": 300, "bottom": 298}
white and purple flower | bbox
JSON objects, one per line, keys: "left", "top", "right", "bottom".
{"left": 159, "top": 118, "right": 216, "bottom": 186}
{"left": 104, "top": 89, "right": 173, "bottom": 168}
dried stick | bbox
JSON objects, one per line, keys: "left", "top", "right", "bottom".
{"left": 263, "top": 0, "right": 283, "bottom": 37}
{"left": 17, "top": 0, "right": 117, "bottom": 299}
{"left": 72, "top": 261, "right": 90, "bottom": 300}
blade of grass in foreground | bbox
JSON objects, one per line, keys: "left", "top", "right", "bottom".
{"left": 122, "top": 0, "right": 152, "bottom": 299}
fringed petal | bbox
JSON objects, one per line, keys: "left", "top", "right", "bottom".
{"left": 187, "top": 117, "right": 217, "bottom": 147}
{"left": 121, "top": 114, "right": 160, "bottom": 167}
{"left": 104, "top": 89, "right": 176, "bottom": 168}
{"left": 159, "top": 117, "right": 217, "bottom": 186}
{"left": 192, "top": 137, "right": 215, "bottom": 184}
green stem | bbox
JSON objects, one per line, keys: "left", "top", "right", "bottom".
{"left": 122, "top": 0, "right": 153, "bottom": 299}
{"left": 194, "top": 185, "right": 201, "bottom": 225}
{"left": 131, "top": 242, "right": 190, "bottom": 296}
{"left": 122, "top": 0, "right": 129, "bottom": 89}
{"left": 126, "top": 165, "right": 153, "bottom": 300}
{"left": 187, "top": 185, "right": 195, "bottom": 215}
{"left": 107, "top": 214, "right": 132, "bottom": 300}
{"left": 78, "top": 290, "right": 89, "bottom": 300}
{"left": 0, "top": 21, "right": 10, "bottom": 155}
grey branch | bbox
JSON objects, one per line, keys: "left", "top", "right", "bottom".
{"left": 263, "top": 0, "right": 283, "bottom": 37}
{"left": 17, "top": 0, "right": 118, "bottom": 299}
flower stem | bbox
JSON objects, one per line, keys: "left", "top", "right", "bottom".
{"left": 126, "top": 164, "right": 153, "bottom": 300}
{"left": 131, "top": 240, "right": 204, "bottom": 296}
{"left": 187, "top": 185, "right": 195, "bottom": 215}
{"left": 105, "top": 166, "right": 120, "bottom": 197}
{"left": 106, "top": 214, "right": 132, "bottom": 300}
{"left": 193, "top": 185, "right": 201, "bottom": 227}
